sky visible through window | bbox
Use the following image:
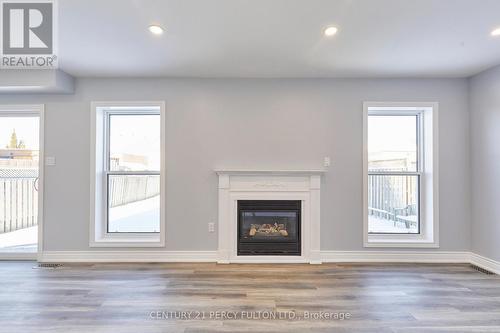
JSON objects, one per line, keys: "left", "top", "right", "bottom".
{"left": 0, "top": 117, "right": 39, "bottom": 150}
{"left": 109, "top": 114, "right": 160, "bottom": 171}
{"left": 368, "top": 115, "right": 417, "bottom": 172}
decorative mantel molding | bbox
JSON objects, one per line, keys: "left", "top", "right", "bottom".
{"left": 215, "top": 169, "right": 326, "bottom": 176}
{"left": 216, "top": 169, "right": 324, "bottom": 264}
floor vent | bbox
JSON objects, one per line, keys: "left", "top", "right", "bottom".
{"left": 34, "top": 263, "right": 63, "bottom": 269}
{"left": 471, "top": 264, "right": 494, "bottom": 275}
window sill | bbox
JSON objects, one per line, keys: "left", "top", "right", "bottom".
{"left": 365, "top": 233, "right": 438, "bottom": 248}
{"left": 90, "top": 234, "right": 164, "bottom": 248}
{"left": 365, "top": 238, "right": 438, "bottom": 248}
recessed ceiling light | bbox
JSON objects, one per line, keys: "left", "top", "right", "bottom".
{"left": 491, "top": 27, "right": 500, "bottom": 36}
{"left": 324, "top": 26, "right": 338, "bottom": 37}
{"left": 148, "top": 25, "right": 164, "bottom": 35}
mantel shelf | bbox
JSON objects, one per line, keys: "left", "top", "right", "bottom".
{"left": 215, "top": 169, "right": 326, "bottom": 176}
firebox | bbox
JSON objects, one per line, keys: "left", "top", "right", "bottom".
{"left": 237, "top": 200, "right": 301, "bottom": 256}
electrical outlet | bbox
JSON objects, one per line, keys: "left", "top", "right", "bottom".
{"left": 324, "top": 156, "right": 331, "bottom": 167}
{"left": 208, "top": 222, "right": 215, "bottom": 233}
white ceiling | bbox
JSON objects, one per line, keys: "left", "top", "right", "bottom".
{"left": 58, "top": 0, "right": 500, "bottom": 78}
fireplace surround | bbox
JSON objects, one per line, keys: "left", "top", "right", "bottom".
{"left": 216, "top": 169, "right": 323, "bottom": 264}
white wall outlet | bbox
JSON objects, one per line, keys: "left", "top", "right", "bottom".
{"left": 323, "top": 156, "right": 331, "bottom": 167}
{"left": 208, "top": 222, "right": 215, "bottom": 233}
{"left": 45, "top": 156, "right": 56, "bottom": 166}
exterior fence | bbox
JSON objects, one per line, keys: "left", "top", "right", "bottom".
{"left": 0, "top": 170, "right": 160, "bottom": 235}
{"left": 0, "top": 172, "right": 38, "bottom": 234}
{"left": 108, "top": 175, "right": 160, "bottom": 208}
{"left": 1, "top": 169, "right": 416, "bottom": 234}
{"left": 367, "top": 174, "right": 418, "bottom": 220}
{"left": 1, "top": 170, "right": 416, "bottom": 235}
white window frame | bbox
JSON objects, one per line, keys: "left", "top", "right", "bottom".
{"left": 90, "top": 101, "right": 166, "bottom": 247}
{"left": 363, "top": 102, "right": 439, "bottom": 248}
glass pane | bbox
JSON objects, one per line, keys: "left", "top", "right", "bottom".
{"left": 109, "top": 114, "right": 160, "bottom": 171}
{"left": 240, "top": 211, "right": 298, "bottom": 242}
{"left": 368, "top": 115, "right": 418, "bottom": 172}
{"left": 0, "top": 116, "right": 39, "bottom": 252}
{"left": 368, "top": 174, "right": 419, "bottom": 234}
{"left": 108, "top": 175, "right": 160, "bottom": 233}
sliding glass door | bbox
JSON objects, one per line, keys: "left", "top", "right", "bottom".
{"left": 0, "top": 113, "right": 40, "bottom": 253}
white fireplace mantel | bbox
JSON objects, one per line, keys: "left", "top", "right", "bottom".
{"left": 216, "top": 169, "right": 324, "bottom": 264}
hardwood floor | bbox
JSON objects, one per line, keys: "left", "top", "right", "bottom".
{"left": 0, "top": 262, "right": 499, "bottom": 333}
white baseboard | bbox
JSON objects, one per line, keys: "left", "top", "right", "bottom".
{"left": 40, "top": 251, "right": 217, "bottom": 263}
{"left": 38, "top": 250, "right": 472, "bottom": 264}
{"left": 470, "top": 253, "right": 500, "bottom": 275}
{"left": 7, "top": 250, "right": 496, "bottom": 275}
{"left": 320, "top": 251, "right": 471, "bottom": 263}
{"left": 0, "top": 252, "right": 37, "bottom": 260}
{"left": 221, "top": 257, "right": 310, "bottom": 264}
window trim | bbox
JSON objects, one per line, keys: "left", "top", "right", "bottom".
{"left": 363, "top": 102, "right": 439, "bottom": 248}
{"left": 90, "top": 101, "right": 166, "bottom": 247}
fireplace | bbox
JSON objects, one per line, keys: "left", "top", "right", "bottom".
{"left": 237, "top": 200, "right": 301, "bottom": 256}
{"left": 217, "top": 170, "right": 322, "bottom": 263}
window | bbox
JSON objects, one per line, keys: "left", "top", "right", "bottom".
{"left": 90, "top": 102, "right": 165, "bottom": 246}
{"left": 368, "top": 114, "right": 420, "bottom": 234}
{"left": 363, "top": 103, "right": 438, "bottom": 247}
{"left": 106, "top": 113, "right": 160, "bottom": 233}
{"left": 0, "top": 105, "right": 44, "bottom": 257}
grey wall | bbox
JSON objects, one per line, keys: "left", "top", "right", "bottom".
{"left": 0, "top": 78, "right": 471, "bottom": 252}
{"left": 469, "top": 66, "right": 500, "bottom": 261}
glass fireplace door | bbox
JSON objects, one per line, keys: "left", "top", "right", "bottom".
{"left": 237, "top": 200, "right": 301, "bottom": 256}
{"left": 239, "top": 211, "right": 298, "bottom": 242}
